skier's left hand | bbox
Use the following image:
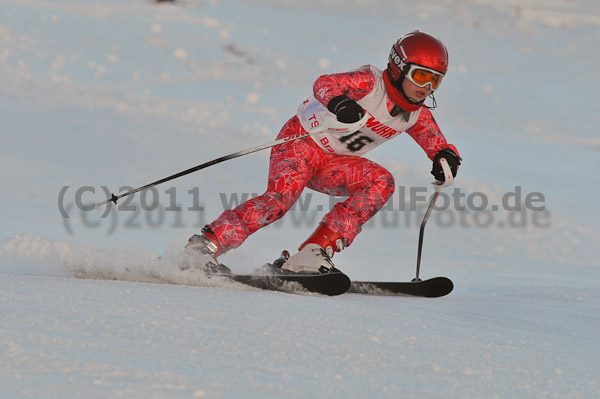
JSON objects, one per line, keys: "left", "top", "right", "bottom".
{"left": 431, "top": 148, "right": 461, "bottom": 181}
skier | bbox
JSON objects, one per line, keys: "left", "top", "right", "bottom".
{"left": 186, "top": 30, "right": 461, "bottom": 275}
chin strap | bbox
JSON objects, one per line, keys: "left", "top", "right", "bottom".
{"left": 422, "top": 93, "right": 437, "bottom": 110}
{"left": 399, "top": 79, "right": 438, "bottom": 111}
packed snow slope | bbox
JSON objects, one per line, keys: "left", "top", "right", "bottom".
{"left": 1, "top": 0, "right": 599, "bottom": 398}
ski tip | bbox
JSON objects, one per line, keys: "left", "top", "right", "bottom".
{"left": 348, "top": 276, "right": 453, "bottom": 297}
{"left": 325, "top": 272, "right": 351, "bottom": 296}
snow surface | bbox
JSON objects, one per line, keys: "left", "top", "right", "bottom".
{"left": 1, "top": 0, "right": 600, "bottom": 398}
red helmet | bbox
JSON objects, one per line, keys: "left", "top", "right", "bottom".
{"left": 388, "top": 30, "right": 449, "bottom": 82}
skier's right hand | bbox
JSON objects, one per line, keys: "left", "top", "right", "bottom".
{"left": 327, "top": 95, "right": 365, "bottom": 124}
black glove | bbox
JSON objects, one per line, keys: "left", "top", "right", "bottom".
{"left": 431, "top": 148, "right": 462, "bottom": 181}
{"left": 327, "top": 95, "right": 365, "bottom": 123}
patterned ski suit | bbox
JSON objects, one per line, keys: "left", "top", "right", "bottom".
{"left": 207, "top": 65, "right": 459, "bottom": 254}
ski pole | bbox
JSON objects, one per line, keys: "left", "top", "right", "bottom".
{"left": 413, "top": 158, "right": 453, "bottom": 282}
{"left": 98, "top": 114, "right": 369, "bottom": 206}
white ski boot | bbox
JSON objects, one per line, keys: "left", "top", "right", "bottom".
{"left": 280, "top": 243, "right": 338, "bottom": 274}
{"left": 280, "top": 224, "right": 347, "bottom": 274}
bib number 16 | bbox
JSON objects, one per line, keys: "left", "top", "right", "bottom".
{"left": 339, "top": 131, "right": 374, "bottom": 152}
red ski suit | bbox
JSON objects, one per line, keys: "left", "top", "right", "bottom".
{"left": 208, "top": 65, "right": 459, "bottom": 254}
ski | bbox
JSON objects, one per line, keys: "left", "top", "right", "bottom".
{"left": 215, "top": 271, "right": 352, "bottom": 296}
{"left": 348, "top": 277, "right": 453, "bottom": 298}
{"left": 191, "top": 259, "right": 450, "bottom": 297}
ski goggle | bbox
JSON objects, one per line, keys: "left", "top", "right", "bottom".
{"left": 405, "top": 64, "right": 444, "bottom": 91}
